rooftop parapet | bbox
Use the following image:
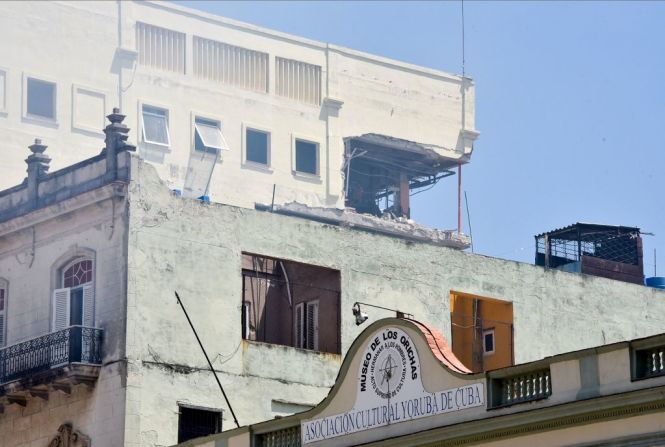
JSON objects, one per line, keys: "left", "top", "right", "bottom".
{"left": 0, "top": 109, "right": 135, "bottom": 224}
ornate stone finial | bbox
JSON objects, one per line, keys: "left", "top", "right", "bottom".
{"left": 103, "top": 107, "right": 136, "bottom": 154}
{"left": 25, "top": 138, "right": 51, "bottom": 178}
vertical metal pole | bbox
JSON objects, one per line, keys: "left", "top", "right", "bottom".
{"left": 457, "top": 164, "right": 462, "bottom": 234}
{"left": 464, "top": 191, "right": 474, "bottom": 253}
{"left": 270, "top": 184, "right": 276, "bottom": 212}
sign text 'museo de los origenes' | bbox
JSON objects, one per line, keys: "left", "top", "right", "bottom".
{"left": 301, "top": 327, "right": 485, "bottom": 444}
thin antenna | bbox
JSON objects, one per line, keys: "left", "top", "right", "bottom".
{"left": 464, "top": 191, "right": 474, "bottom": 253}
{"left": 461, "top": 0, "right": 466, "bottom": 78}
{"left": 175, "top": 291, "right": 240, "bottom": 428}
{"left": 655, "top": 248, "right": 657, "bottom": 276}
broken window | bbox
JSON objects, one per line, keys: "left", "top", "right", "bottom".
{"left": 344, "top": 134, "right": 458, "bottom": 218}
{"left": 450, "top": 292, "right": 513, "bottom": 373}
{"left": 241, "top": 253, "right": 340, "bottom": 354}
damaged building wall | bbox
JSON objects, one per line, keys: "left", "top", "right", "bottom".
{"left": 124, "top": 156, "right": 665, "bottom": 445}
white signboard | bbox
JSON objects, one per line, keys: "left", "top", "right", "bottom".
{"left": 301, "top": 327, "right": 484, "bottom": 444}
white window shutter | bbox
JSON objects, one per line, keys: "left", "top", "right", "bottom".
{"left": 52, "top": 288, "right": 70, "bottom": 331}
{"left": 306, "top": 301, "right": 319, "bottom": 351}
{"left": 0, "top": 314, "right": 4, "bottom": 347}
{"left": 295, "top": 303, "right": 304, "bottom": 348}
{"left": 82, "top": 284, "right": 95, "bottom": 327}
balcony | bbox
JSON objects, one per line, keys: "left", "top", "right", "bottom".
{"left": 0, "top": 326, "right": 102, "bottom": 407}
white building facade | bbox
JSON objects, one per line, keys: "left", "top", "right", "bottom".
{"left": 0, "top": 1, "right": 477, "bottom": 215}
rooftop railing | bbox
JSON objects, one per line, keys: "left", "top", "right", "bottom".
{"left": 0, "top": 326, "right": 102, "bottom": 385}
{"left": 490, "top": 369, "right": 552, "bottom": 408}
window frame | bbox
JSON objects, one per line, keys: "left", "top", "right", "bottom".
{"left": 483, "top": 328, "right": 496, "bottom": 356}
{"left": 22, "top": 73, "right": 58, "bottom": 125}
{"left": 53, "top": 256, "right": 95, "bottom": 331}
{"left": 177, "top": 403, "right": 223, "bottom": 443}
{"left": 291, "top": 134, "right": 320, "bottom": 178}
{"left": 71, "top": 84, "right": 107, "bottom": 135}
{"left": 192, "top": 114, "right": 228, "bottom": 155}
{"left": 242, "top": 123, "right": 272, "bottom": 171}
{"left": 295, "top": 300, "right": 319, "bottom": 351}
{"left": 140, "top": 102, "right": 171, "bottom": 148}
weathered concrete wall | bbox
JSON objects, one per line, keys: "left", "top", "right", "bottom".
{"left": 0, "top": 182, "right": 129, "bottom": 444}
{"left": 0, "top": 364, "right": 126, "bottom": 447}
{"left": 0, "top": 1, "right": 475, "bottom": 210}
{"left": 126, "top": 157, "right": 665, "bottom": 446}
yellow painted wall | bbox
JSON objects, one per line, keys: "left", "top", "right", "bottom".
{"left": 450, "top": 292, "right": 513, "bottom": 372}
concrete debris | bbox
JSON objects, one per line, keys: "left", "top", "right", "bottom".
{"left": 258, "top": 202, "right": 471, "bottom": 250}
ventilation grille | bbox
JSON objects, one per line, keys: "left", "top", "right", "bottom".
{"left": 275, "top": 57, "right": 321, "bottom": 105}
{"left": 193, "top": 37, "right": 269, "bottom": 92}
{"left": 136, "top": 22, "right": 186, "bottom": 73}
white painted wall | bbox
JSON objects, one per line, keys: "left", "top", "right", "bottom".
{"left": 0, "top": 1, "right": 475, "bottom": 212}
{"left": 125, "top": 157, "right": 665, "bottom": 445}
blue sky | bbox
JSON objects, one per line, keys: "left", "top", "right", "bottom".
{"left": 175, "top": 1, "right": 665, "bottom": 273}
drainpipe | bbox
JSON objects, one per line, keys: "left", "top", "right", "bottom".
{"left": 117, "top": 0, "right": 123, "bottom": 111}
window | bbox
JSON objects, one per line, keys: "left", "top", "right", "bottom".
{"left": 295, "top": 139, "right": 318, "bottom": 175}
{"left": 450, "top": 291, "right": 513, "bottom": 373}
{"left": 241, "top": 253, "right": 340, "bottom": 354}
{"left": 53, "top": 258, "right": 94, "bottom": 331}
{"left": 142, "top": 105, "right": 170, "bottom": 146}
{"left": 483, "top": 329, "right": 495, "bottom": 355}
{"left": 194, "top": 117, "right": 228, "bottom": 153}
{"left": 178, "top": 405, "right": 222, "bottom": 443}
{"left": 0, "top": 279, "right": 7, "bottom": 347}
{"left": 295, "top": 301, "right": 319, "bottom": 351}
{"left": 26, "top": 77, "right": 56, "bottom": 120}
{"left": 245, "top": 128, "right": 270, "bottom": 165}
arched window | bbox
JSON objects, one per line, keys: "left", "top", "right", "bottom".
{"left": 0, "top": 278, "right": 7, "bottom": 347}
{"left": 53, "top": 258, "right": 94, "bottom": 331}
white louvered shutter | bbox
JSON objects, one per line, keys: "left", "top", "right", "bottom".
{"left": 295, "top": 303, "right": 304, "bottom": 348}
{"left": 52, "top": 288, "right": 71, "bottom": 331}
{"left": 82, "top": 284, "right": 95, "bottom": 327}
{"left": 306, "top": 301, "right": 319, "bottom": 351}
{"left": 0, "top": 313, "right": 4, "bottom": 347}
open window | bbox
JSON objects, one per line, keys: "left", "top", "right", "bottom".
{"left": 53, "top": 258, "right": 94, "bottom": 331}
{"left": 450, "top": 291, "right": 513, "bottom": 372}
{"left": 241, "top": 253, "right": 340, "bottom": 354}
{"left": 194, "top": 117, "right": 228, "bottom": 154}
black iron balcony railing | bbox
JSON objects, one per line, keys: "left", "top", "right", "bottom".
{"left": 0, "top": 326, "right": 102, "bottom": 385}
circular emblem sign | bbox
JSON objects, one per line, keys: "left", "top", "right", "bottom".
{"left": 358, "top": 327, "right": 420, "bottom": 400}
